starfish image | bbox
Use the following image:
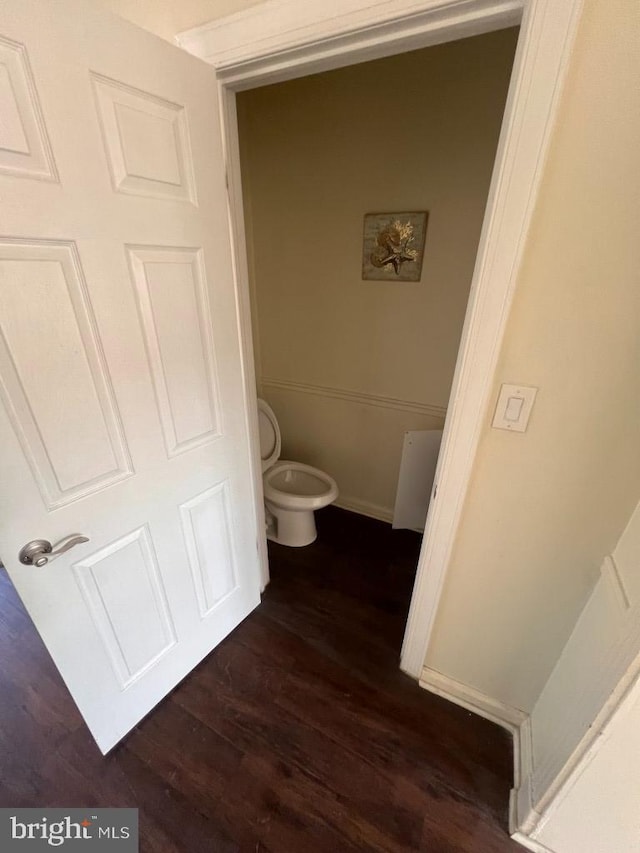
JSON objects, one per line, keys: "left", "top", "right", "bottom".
{"left": 370, "top": 219, "right": 418, "bottom": 274}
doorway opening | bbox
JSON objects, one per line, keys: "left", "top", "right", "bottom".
{"left": 191, "top": 0, "right": 581, "bottom": 691}
{"left": 233, "top": 28, "right": 519, "bottom": 664}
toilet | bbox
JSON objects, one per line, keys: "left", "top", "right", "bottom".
{"left": 258, "top": 398, "right": 338, "bottom": 547}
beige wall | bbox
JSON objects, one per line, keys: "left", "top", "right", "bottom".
{"left": 100, "top": 0, "right": 262, "bottom": 42}
{"left": 426, "top": 0, "right": 640, "bottom": 712}
{"left": 237, "top": 30, "right": 518, "bottom": 517}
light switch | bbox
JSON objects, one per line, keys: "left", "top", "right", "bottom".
{"left": 504, "top": 395, "right": 524, "bottom": 422}
{"left": 492, "top": 384, "right": 538, "bottom": 432}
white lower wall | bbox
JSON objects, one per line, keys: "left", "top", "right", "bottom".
{"left": 530, "top": 668, "right": 640, "bottom": 853}
{"left": 260, "top": 381, "right": 445, "bottom": 520}
{"left": 522, "top": 500, "right": 640, "bottom": 821}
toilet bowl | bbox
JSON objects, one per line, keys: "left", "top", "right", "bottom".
{"left": 258, "top": 398, "right": 338, "bottom": 547}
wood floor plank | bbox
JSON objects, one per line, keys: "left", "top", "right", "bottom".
{"left": 0, "top": 506, "right": 520, "bottom": 851}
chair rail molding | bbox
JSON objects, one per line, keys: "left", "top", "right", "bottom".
{"left": 260, "top": 377, "right": 448, "bottom": 419}
{"left": 180, "top": 1, "right": 585, "bottom": 835}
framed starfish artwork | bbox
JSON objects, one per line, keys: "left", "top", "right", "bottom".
{"left": 362, "top": 211, "right": 428, "bottom": 282}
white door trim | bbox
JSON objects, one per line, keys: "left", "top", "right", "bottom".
{"left": 216, "top": 86, "right": 270, "bottom": 591}
{"left": 178, "top": 0, "right": 584, "bottom": 676}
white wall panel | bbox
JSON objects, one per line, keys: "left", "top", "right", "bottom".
{"left": 529, "top": 499, "right": 640, "bottom": 811}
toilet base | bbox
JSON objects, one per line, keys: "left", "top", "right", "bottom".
{"left": 265, "top": 501, "right": 317, "bottom": 547}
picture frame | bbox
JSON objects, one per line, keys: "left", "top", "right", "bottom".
{"left": 362, "top": 211, "right": 428, "bottom": 282}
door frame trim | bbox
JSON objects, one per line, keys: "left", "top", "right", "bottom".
{"left": 178, "top": 0, "right": 584, "bottom": 673}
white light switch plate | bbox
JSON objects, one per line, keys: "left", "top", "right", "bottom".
{"left": 492, "top": 384, "right": 538, "bottom": 432}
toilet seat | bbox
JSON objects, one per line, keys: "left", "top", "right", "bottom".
{"left": 264, "top": 460, "right": 338, "bottom": 510}
{"left": 257, "top": 398, "right": 281, "bottom": 472}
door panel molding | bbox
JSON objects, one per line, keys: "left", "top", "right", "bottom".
{"left": 73, "top": 525, "right": 177, "bottom": 691}
{"left": 126, "top": 244, "right": 222, "bottom": 458}
{"left": 0, "top": 34, "right": 57, "bottom": 181}
{"left": 91, "top": 72, "right": 197, "bottom": 204}
{"left": 180, "top": 480, "right": 239, "bottom": 620}
{"left": 0, "top": 238, "right": 133, "bottom": 509}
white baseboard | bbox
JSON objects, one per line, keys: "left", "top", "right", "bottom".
{"left": 419, "top": 667, "right": 543, "bottom": 849}
{"left": 510, "top": 744, "right": 540, "bottom": 838}
{"left": 334, "top": 495, "right": 393, "bottom": 523}
{"left": 512, "top": 715, "right": 533, "bottom": 790}
{"left": 510, "top": 830, "right": 555, "bottom": 853}
{"left": 419, "top": 666, "right": 527, "bottom": 731}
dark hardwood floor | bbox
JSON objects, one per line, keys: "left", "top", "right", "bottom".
{"left": 0, "top": 507, "right": 519, "bottom": 852}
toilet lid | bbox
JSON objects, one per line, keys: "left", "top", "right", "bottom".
{"left": 257, "top": 398, "right": 281, "bottom": 472}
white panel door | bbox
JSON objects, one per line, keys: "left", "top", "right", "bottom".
{"left": 0, "top": 0, "right": 261, "bottom": 752}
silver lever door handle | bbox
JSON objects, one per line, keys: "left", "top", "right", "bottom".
{"left": 19, "top": 535, "right": 89, "bottom": 567}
